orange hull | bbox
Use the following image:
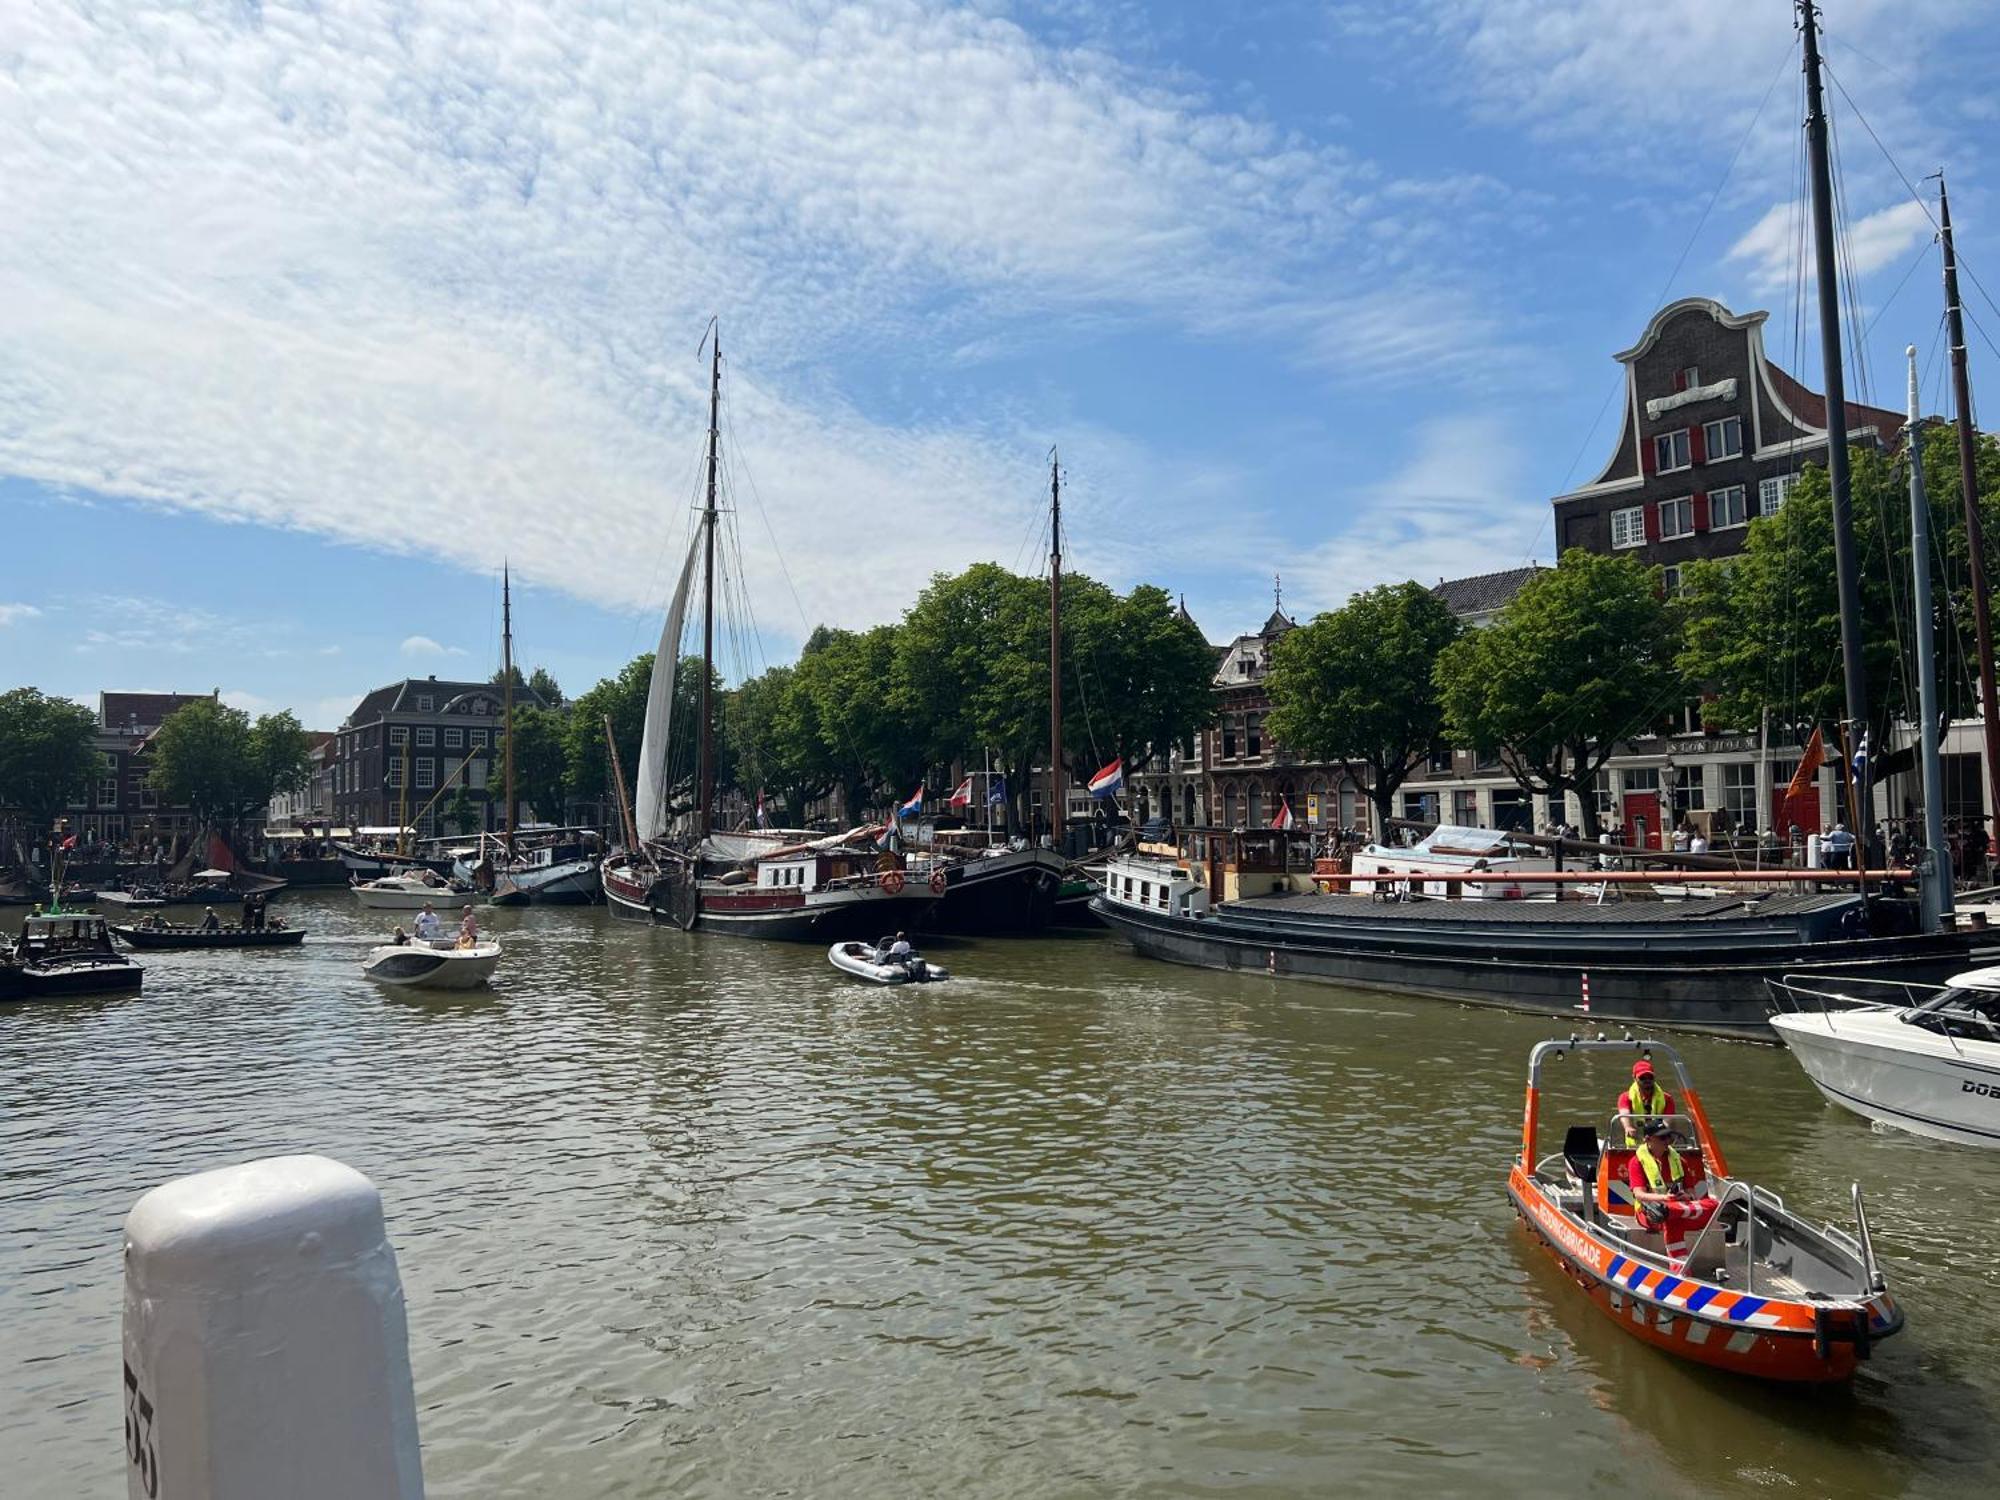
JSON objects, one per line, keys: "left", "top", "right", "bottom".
{"left": 1509, "top": 1167, "right": 1897, "bottom": 1384}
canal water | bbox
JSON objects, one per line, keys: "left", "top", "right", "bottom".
{"left": 2, "top": 893, "right": 1993, "bottom": 1497}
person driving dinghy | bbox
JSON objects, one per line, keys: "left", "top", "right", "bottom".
{"left": 874, "top": 931, "right": 914, "bottom": 965}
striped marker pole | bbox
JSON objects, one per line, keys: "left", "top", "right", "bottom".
{"left": 1577, "top": 971, "right": 1591, "bottom": 1012}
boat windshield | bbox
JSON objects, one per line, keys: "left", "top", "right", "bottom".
{"left": 1900, "top": 986, "right": 2000, "bottom": 1043}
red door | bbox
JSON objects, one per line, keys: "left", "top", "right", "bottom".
{"left": 1624, "top": 792, "right": 1661, "bottom": 850}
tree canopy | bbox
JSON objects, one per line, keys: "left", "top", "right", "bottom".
{"left": 1265, "top": 581, "right": 1464, "bottom": 827}
{"left": 1679, "top": 433, "right": 2000, "bottom": 742}
{"left": 1435, "top": 549, "right": 1681, "bottom": 836}
{"left": 0, "top": 688, "right": 104, "bottom": 835}
{"left": 509, "top": 703, "right": 569, "bottom": 822}
{"left": 146, "top": 700, "right": 312, "bottom": 831}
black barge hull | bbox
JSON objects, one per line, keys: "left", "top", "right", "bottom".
{"left": 924, "top": 850, "right": 1064, "bottom": 935}
{"left": 1092, "top": 893, "right": 1985, "bottom": 1036}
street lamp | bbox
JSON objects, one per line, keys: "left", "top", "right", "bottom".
{"left": 1661, "top": 752, "right": 1680, "bottom": 832}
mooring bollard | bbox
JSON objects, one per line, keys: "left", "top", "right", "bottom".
{"left": 121, "top": 1155, "right": 425, "bottom": 1499}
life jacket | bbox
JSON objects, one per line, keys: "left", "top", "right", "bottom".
{"left": 1621, "top": 1080, "right": 1669, "bottom": 1145}
{"left": 1635, "top": 1144, "right": 1687, "bottom": 1195}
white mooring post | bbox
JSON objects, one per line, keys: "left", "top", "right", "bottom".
{"left": 121, "top": 1155, "right": 425, "bottom": 1500}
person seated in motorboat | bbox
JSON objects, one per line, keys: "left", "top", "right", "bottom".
{"left": 1615, "top": 1058, "right": 1675, "bottom": 1146}
{"left": 1627, "top": 1119, "right": 1718, "bottom": 1267}
{"left": 390, "top": 925, "right": 410, "bottom": 946}
{"left": 200, "top": 906, "right": 220, "bottom": 933}
{"left": 456, "top": 904, "right": 480, "bottom": 949}
{"left": 873, "top": 931, "right": 914, "bottom": 966}
{"left": 414, "top": 903, "right": 443, "bottom": 943}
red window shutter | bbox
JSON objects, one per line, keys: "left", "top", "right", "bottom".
{"left": 1692, "top": 492, "right": 1709, "bottom": 531}
{"left": 1642, "top": 435, "right": 1656, "bottom": 476}
{"left": 1674, "top": 368, "right": 1689, "bottom": 392}
{"left": 1689, "top": 424, "right": 1706, "bottom": 465}
{"left": 1644, "top": 502, "right": 1661, "bottom": 542}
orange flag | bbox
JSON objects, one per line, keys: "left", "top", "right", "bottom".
{"left": 1785, "top": 727, "right": 1826, "bottom": 800}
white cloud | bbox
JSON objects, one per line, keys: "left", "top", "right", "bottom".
{"left": 0, "top": 603, "right": 43, "bottom": 626}
{"left": 1726, "top": 199, "right": 1932, "bottom": 294}
{"left": 400, "top": 635, "right": 467, "bottom": 659}
{"left": 0, "top": 0, "right": 1510, "bottom": 638}
{"left": 1287, "top": 414, "right": 1545, "bottom": 617}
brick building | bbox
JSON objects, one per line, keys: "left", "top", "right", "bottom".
{"left": 328, "top": 676, "right": 550, "bottom": 838}
{"left": 67, "top": 691, "right": 217, "bottom": 853}
{"left": 1552, "top": 297, "right": 1904, "bottom": 590}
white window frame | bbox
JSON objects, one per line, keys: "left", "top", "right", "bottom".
{"left": 1611, "top": 505, "right": 1646, "bottom": 550}
{"left": 1679, "top": 365, "right": 1700, "bottom": 390}
{"left": 1710, "top": 484, "right": 1749, "bottom": 530}
{"left": 1654, "top": 429, "right": 1692, "bottom": 474}
{"left": 1662, "top": 565, "right": 1683, "bottom": 596}
{"left": 415, "top": 695, "right": 434, "bottom": 712}
{"left": 444, "top": 727, "right": 463, "bottom": 749}
{"left": 389, "top": 725, "right": 409, "bottom": 746}
{"left": 416, "top": 726, "right": 435, "bottom": 747}
{"left": 416, "top": 757, "right": 435, "bottom": 791}
{"left": 1758, "top": 473, "right": 1797, "bottom": 516}
{"left": 1703, "top": 416, "right": 1743, "bottom": 460}
{"left": 470, "top": 728, "right": 489, "bottom": 748}
{"left": 1658, "top": 496, "right": 1695, "bottom": 540}
{"left": 98, "top": 776, "right": 119, "bottom": 808}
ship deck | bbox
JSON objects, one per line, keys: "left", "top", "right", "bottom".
{"left": 1224, "top": 891, "right": 1860, "bottom": 925}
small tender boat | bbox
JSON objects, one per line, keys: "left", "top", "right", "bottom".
{"left": 113, "top": 923, "right": 306, "bottom": 951}
{"left": 1767, "top": 968, "right": 2000, "bottom": 1149}
{"left": 351, "top": 872, "right": 471, "bottom": 910}
{"left": 829, "top": 940, "right": 950, "bottom": 985}
{"left": 5, "top": 912, "right": 145, "bottom": 1001}
{"left": 360, "top": 939, "right": 501, "bottom": 989}
{"left": 1508, "top": 1035, "right": 1901, "bottom": 1383}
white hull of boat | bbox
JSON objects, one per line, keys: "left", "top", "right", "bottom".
{"left": 360, "top": 941, "right": 501, "bottom": 989}
{"left": 1770, "top": 1010, "right": 2000, "bottom": 1148}
{"left": 352, "top": 875, "right": 464, "bottom": 910}
{"left": 828, "top": 942, "right": 950, "bottom": 984}
{"left": 500, "top": 858, "right": 600, "bottom": 903}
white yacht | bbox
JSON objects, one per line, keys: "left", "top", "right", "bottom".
{"left": 1768, "top": 967, "right": 2000, "bottom": 1148}
{"left": 351, "top": 872, "right": 467, "bottom": 910}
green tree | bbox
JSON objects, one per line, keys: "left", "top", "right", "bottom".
{"left": 1679, "top": 433, "right": 2000, "bottom": 743}
{"left": 1265, "top": 581, "right": 1464, "bottom": 830}
{"left": 1434, "top": 549, "right": 1682, "bottom": 837}
{"left": 722, "top": 663, "right": 834, "bottom": 824}
{"left": 0, "top": 688, "right": 104, "bottom": 837}
{"left": 147, "top": 699, "right": 307, "bottom": 832}
{"left": 509, "top": 704, "right": 569, "bottom": 823}
{"left": 1061, "top": 582, "right": 1218, "bottom": 794}
{"left": 800, "top": 625, "right": 921, "bottom": 820}
{"left": 445, "top": 782, "right": 480, "bottom": 836}
{"left": 491, "top": 663, "right": 562, "bottom": 706}
{"left": 565, "top": 653, "right": 655, "bottom": 806}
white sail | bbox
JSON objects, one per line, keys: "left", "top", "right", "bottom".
{"left": 634, "top": 526, "right": 703, "bottom": 844}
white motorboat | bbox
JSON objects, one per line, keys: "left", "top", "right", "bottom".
{"left": 1347, "top": 823, "right": 1550, "bottom": 900}
{"left": 1767, "top": 967, "right": 2000, "bottom": 1148}
{"left": 360, "top": 939, "right": 501, "bottom": 989}
{"left": 829, "top": 940, "right": 950, "bottom": 985}
{"left": 351, "top": 872, "right": 469, "bottom": 910}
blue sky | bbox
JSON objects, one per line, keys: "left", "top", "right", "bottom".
{"left": 5, "top": 0, "right": 2000, "bottom": 727}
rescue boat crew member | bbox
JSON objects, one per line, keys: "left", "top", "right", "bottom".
{"left": 1616, "top": 1058, "right": 1675, "bottom": 1146}
{"left": 1627, "top": 1119, "right": 1718, "bottom": 1265}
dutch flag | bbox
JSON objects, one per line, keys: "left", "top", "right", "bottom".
{"left": 1088, "top": 760, "right": 1123, "bottom": 798}
{"left": 896, "top": 786, "right": 925, "bottom": 818}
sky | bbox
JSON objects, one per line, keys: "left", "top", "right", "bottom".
{"left": 5, "top": 0, "right": 2000, "bottom": 727}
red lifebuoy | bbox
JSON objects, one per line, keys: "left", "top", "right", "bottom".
{"left": 881, "top": 870, "right": 905, "bottom": 895}
{"left": 929, "top": 868, "right": 948, "bottom": 894}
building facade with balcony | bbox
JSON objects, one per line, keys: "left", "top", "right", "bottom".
{"left": 1551, "top": 297, "right": 1904, "bottom": 591}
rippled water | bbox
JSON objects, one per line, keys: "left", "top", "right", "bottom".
{"left": 2, "top": 893, "right": 1995, "bottom": 1496}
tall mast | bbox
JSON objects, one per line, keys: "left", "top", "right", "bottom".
{"left": 1048, "top": 448, "right": 1063, "bottom": 849}
{"left": 502, "top": 562, "right": 517, "bottom": 850}
{"left": 1939, "top": 175, "right": 2000, "bottom": 839}
{"left": 698, "top": 321, "right": 721, "bottom": 840}
{"left": 1800, "top": 3, "right": 1871, "bottom": 813}
{"left": 1907, "top": 348, "right": 1953, "bottom": 929}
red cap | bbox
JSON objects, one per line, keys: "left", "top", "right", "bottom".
{"left": 1632, "top": 1059, "right": 1655, "bottom": 1078}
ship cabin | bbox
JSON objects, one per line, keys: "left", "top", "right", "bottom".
{"left": 748, "top": 849, "right": 897, "bottom": 894}
{"left": 15, "top": 912, "right": 121, "bottom": 963}
{"left": 1101, "top": 825, "right": 1320, "bottom": 914}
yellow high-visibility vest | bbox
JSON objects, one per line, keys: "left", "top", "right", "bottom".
{"left": 1621, "top": 1080, "right": 1669, "bottom": 1145}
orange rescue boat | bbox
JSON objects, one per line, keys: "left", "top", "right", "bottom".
{"left": 1508, "top": 1036, "right": 1902, "bottom": 1383}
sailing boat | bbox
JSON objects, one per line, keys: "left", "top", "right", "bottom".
{"left": 475, "top": 567, "right": 603, "bottom": 905}
{"left": 600, "top": 322, "right": 940, "bottom": 938}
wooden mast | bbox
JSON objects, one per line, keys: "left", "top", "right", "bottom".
{"left": 502, "top": 563, "right": 517, "bottom": 854}
{"left": 1799, "top": 2, "right": 1871, "bottom": 855}
{"left": 1048, "top": 448, "right": 1063, "bottom": 850}
{"left": 1938, "top": 174, "right": 2000, "bottom": 841}
{"left": 698, "top": 322, "right": 721, "bottom": 841}
{"left": 604, "top": 714, "right": 640, "bottom": 858}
